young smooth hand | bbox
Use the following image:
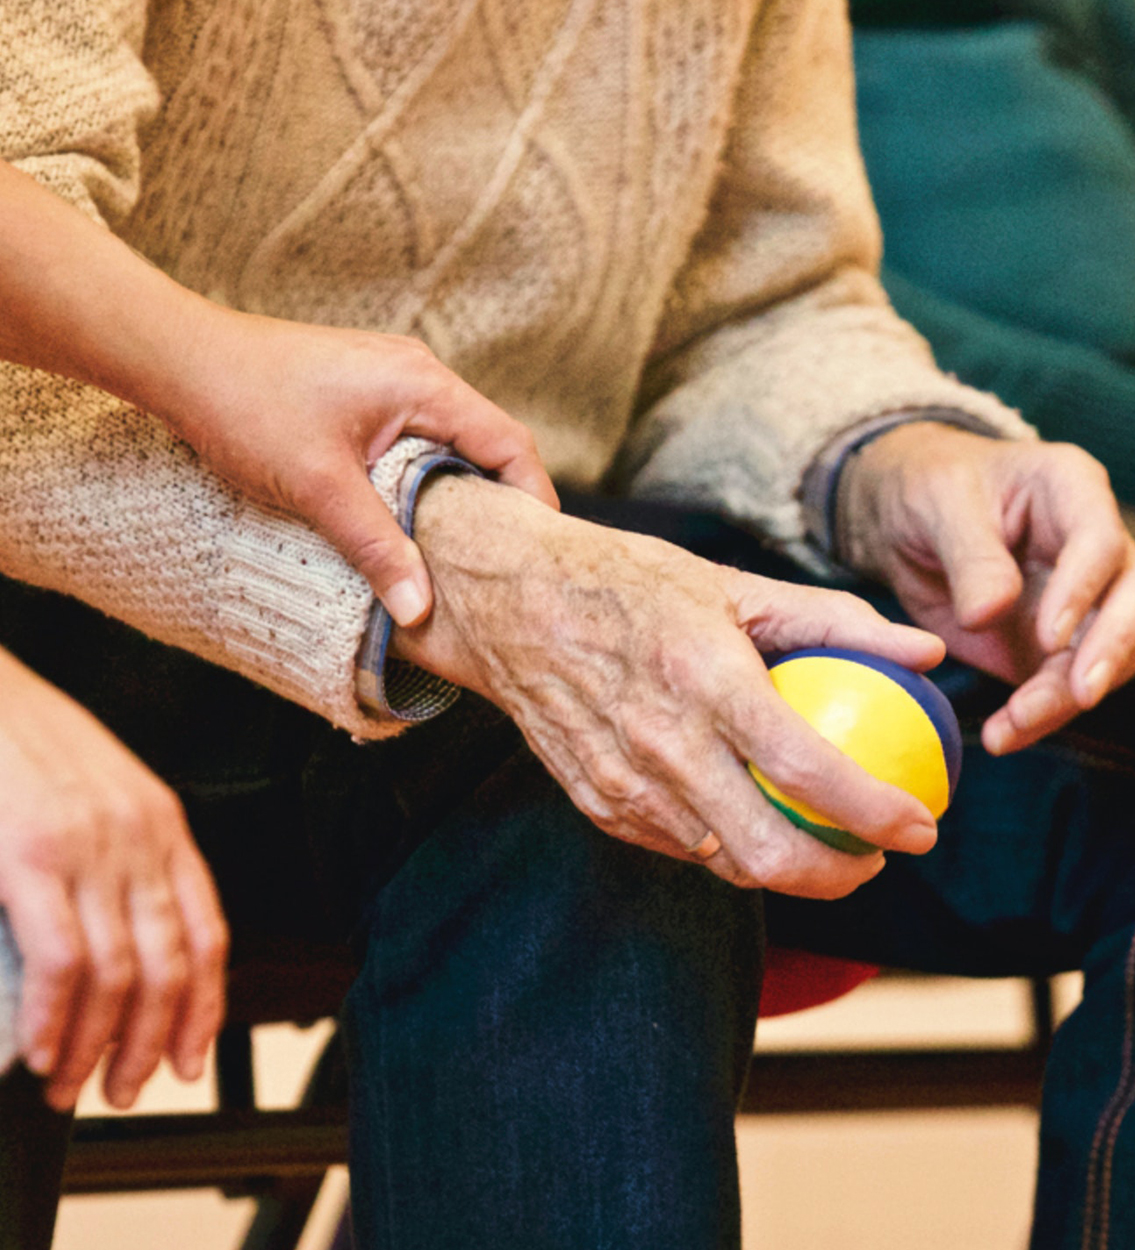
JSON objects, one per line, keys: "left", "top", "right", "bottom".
{"left": 0, "top": 649, "right": 228, "bottom": 1111}
{"left": 839, "top": 423, "right": 1135, "bottom": 754}
{"left": 148, "top": 309, "right": 559, "bottom": 627}
{"left": 0, "top": 159, "right": 558, "bottom": 628}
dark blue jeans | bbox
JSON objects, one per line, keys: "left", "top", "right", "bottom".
{"left": 766, "top": 666, "right": 1135, "bottom": 1250}
{"left": 3, "top": 497, "right": 1134, "bottom": 1250}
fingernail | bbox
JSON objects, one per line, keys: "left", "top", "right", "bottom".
{"left": 896, "top": 823, "right": 937, "bottom": 857}
{"left": 1084, "top": 660, "right": 1113, "bottom": 706}
{"left": 1052, "top": 609, "right": 1076, "bottom": 650}
{"left": 384, "top": 577, "right": 429, "bottom": 628}
{"left": 25, "top": 1047, "right": 55, "bottom": 1076}
{"left": 108, "top": 1083, "right": 136, "bottom": 1110}
{"left": 180, "top": 1054, "right": 205, "bottom": 1082}
{"left": 47, "top": 1086, "right": 79, "bottom": 1112}
{"left": 984, "top": 721, "right": 1009, "bottom": 756}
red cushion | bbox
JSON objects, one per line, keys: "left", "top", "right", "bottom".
{"left": 759, "top": 948, "right": 879, "bottom": 1018}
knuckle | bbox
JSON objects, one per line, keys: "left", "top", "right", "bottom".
{"left": 96, "top": 949, "right": 137, "bottom": 998}
{"left": 566, "top": 778, "right": 616, "bottom": 830}
{"left": 505, "top": 420, "right": 540, "bottom": 456}
{"left": 197, "top": 919, "right": 231, "bottom": 971}
{"left": 391, "top": 334, "right": 435, "bottom": 360}
{"left": 20, "top": 819, "right": 79, "bottom": 873}
{"left": 1099, "top": 528, "right": 1128, "bottom": 568}
{"left": 827, "top": 588, "right": 880, "bottom": 623}
{"left": 583, "top": 748, "right": 638, "bottom": 805}
{"left": 145, "top": 784, "right": 188, "bottom": 835}
{"left": 753, "top": 736, "right": 818, "bottom": 799}
{"left": 732, "top": 838, "right": 793, "bottom": 890}
{"left": 351, "top": 534, "right": 414, "bottom": 584}
{"left": 146, "top": 949, "right": 191, "bottom": 1000}
{"left": 102, "top": 794, "right": 152, "bottom": 848}
{"left": 1050, "top": 440, "right": 1099, "bottom": 470}
{"left": 37, "top": 938, "right": 85, "bottom": 988}
{"left": 659, "top": 635, "right": 735, "bottom": 706}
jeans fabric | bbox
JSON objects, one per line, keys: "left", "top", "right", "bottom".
{"left": 2, "top": 496, "right": 1134, "bottom": 1249}
{"left": 764, "top": 662, "right": 1135, "bottom": 1250}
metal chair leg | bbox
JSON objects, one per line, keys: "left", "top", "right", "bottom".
{"left": 236, "top": 1028, "right": 349, "bottom": 1250}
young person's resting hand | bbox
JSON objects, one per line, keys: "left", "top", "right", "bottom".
{"left": 0, "top": 160, "right": 558, "bottom": 628}
{"left": 0, "top": 647, "right": 228, "bottom": 1112}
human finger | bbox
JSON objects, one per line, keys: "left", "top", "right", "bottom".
{"left": 568, "top": 729, "right": 887, "bottom": 899}
{"left": 165, "top": 845, "right": 229, "bottom": 1083}
{"left": 1034, "top": 477, "right": 1128, "bottom": 654}
{"left": 102, "top": 875, "right": 191, "bottom": 1109}
{"left": 723, "top": 671, "right": 938, "bottom": 858}
{"left": 736, "top": 579, "right": 945, "bottom": 671}
{"left": 674, "top": 739, "right": 891, "bottom": 899}
{"left": 45, "top": 879, "right": 135, "bottom": 1111}
{"left": 630, "top": 624, "right": 938, "bottom": 859}
{"left": 927, "top": 477, "right": 1024, "bottom": 630}
{"left": 290, "top": 451, "right": 434, "bottom": 626}
{"left": 6, "top": 877, "right": 85, "bottom": 1078}
{"left": 399, "top": 378, "right": 559, "bottom": 509}
{"left": 982, "top": 649, "right": 1078, "bottom": 755}
{"left": 1065, "top": 554, "right": 1135, "bottom": 708}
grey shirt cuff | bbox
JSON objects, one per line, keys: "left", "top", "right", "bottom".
{"left": 354, "top": 451, "right": 480, "bottom": 724}
{"left": 801, "top": 407, "right": 1005, "bottom": 563}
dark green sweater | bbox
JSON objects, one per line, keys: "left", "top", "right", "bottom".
{"left": 852, "top": 0, "right": 1135, "bottom": 501}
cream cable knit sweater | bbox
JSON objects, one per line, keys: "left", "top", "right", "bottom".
{"left": 0, "top": 0, "right": 1033, "bottom": 742}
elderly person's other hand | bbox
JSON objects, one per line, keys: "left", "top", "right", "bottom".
{"left": 0, "top": 648, "right": 228, "bottom": 1112}
{"left": 390, "top": 475, "right": 946, "bottom": 900}
{"left": 839, "top": 423, "right": 1135, "bottom": 754}
{"left": 0, "top": 160, "right": 558, "bottom": 629}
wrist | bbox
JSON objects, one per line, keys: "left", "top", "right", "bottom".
{"left": 387, "top": 474, "right": 564, "bottom": 688}
{"left": 806, "top": 411, "right": 1005, "bottom": 565}
{"left": 837, "top": 421, "right": 1001, "bottom": 573}
{"left": 109, "top": 294, "right": 249, "bottom": 440}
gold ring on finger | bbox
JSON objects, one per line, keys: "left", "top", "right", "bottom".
{"left": 688, "top": 829, "right": 722, "bottom": 861}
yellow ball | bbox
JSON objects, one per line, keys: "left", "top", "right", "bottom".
{"left": 748, "top": 648, "right": 962, "bottom": 854}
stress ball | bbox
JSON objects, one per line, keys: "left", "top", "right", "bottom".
{"left": 747, "top": 647, "right": 962, "bottom": 855}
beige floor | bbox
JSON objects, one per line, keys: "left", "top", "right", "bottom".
{"left": 53, "top": 975, "right": 1079, "bottom": 1250}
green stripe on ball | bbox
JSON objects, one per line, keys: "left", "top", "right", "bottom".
{"left": 754, "top": 782, "right": 877, "bottom": 856}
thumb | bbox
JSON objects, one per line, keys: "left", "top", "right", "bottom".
{"left": 306, "top": 463, "right": 434, "bottom": 627}
{"left": 935, "top": 495, "right": 1023, "bottom": 629}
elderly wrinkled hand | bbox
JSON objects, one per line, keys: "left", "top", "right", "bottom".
{"left": 0, "top": 649, "right": 228, "bottom": 1111}
{"left": 839, "top": 422, "right": 1135, "bottom": 754}
{"left": 390, "top": 475, "right": 946, "bottom": 899}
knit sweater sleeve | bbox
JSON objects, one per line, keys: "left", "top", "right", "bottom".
{"left": 617, "top": 0, "right": 1037, "bottom": 568}
{"left": 0, "top": 1, "right": 432, "bottom": 740}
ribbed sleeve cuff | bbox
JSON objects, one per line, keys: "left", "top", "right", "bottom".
{"left": 217, "top": 437, "right": 466, "bottom": 739}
